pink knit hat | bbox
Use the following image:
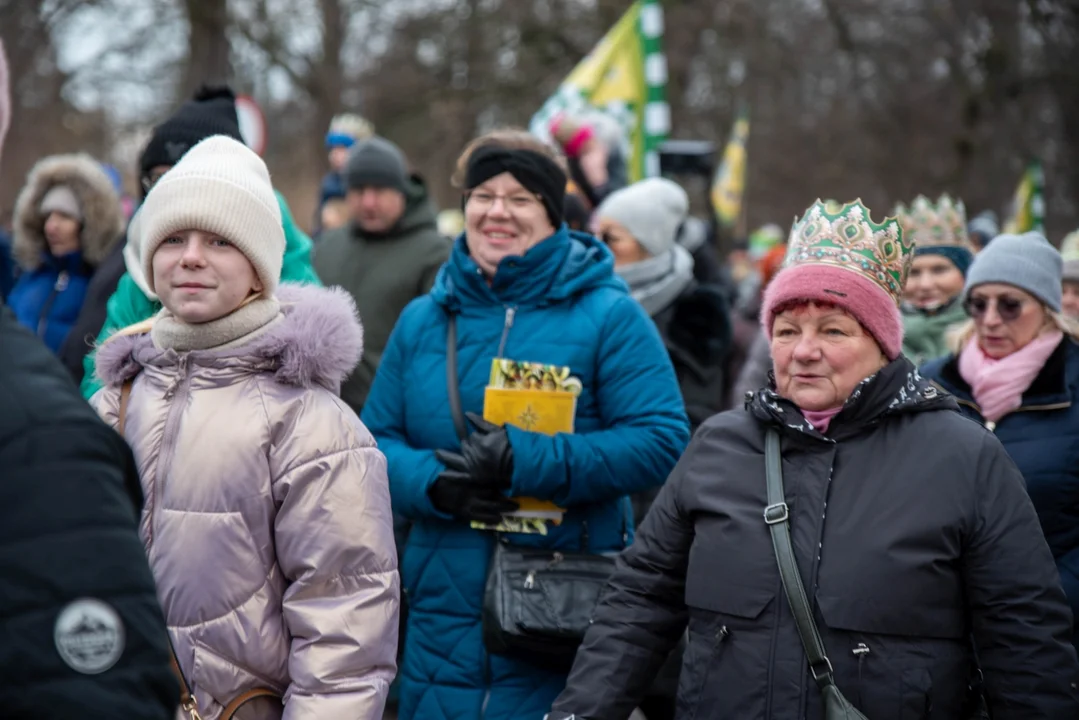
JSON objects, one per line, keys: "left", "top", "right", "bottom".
{"left": 0, "top": 40, "right": 10, "bottom": 165}
{"left": 762, "top": 200, "right": 914, "bottom": 360}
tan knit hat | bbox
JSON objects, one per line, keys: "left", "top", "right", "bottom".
{"left": 139, "top": 135, "right": 283, "bottom": 295}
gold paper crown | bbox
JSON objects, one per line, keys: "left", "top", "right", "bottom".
{"left": 893, "top": 194, "right": 970, "bottom": 249}
{"left": 785, "top": 199, "right": 913, "bottom": 305}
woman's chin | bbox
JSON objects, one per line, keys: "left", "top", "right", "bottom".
{"left": 789, "top": 390, "right": 838, "bottom": 412}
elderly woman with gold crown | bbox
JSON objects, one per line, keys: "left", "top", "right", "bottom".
{"left": 895, "top": 194, "right": 976, "bottom": 365}
{"left": 544, "top": 200, "right": 1079, "bottom": 720}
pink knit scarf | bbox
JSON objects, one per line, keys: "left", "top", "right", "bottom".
{"left": 958, "top": 330, "right": 1063, "bottom": 423}
{"left": 801, "top": 406, "right": 843, "bottom": 433}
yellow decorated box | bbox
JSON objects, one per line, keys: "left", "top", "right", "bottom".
{"left": 482, "top": 387, "right": 577, "bottom": 436}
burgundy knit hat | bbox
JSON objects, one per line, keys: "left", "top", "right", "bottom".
{"left": 762, "top": 200, "right": 914, "bottom": 360}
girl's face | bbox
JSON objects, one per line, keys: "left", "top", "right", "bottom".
{"left": 152, "top": 230, "right": 262, "bottom": 323}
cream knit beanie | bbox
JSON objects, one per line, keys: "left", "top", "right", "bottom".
{"left": 139, "top": 135, "right": 283, "bottom": 295}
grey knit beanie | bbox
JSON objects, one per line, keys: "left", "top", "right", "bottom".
{"left": 346, "top": 136, "right": 409, "bottom": 194}
{"left": 963, "top": 232, "right": 1063, "bottom": 311}
{"left": 595, "top": 178, "right": 688, "bottom": 257}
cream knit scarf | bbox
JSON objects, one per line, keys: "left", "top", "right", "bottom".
{"left": 151, "top": 295, "right": 282, "bottom": 352}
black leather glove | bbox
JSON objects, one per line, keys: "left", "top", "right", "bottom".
{"left": 431, "top": 450, "right": 518, "bottom": 524}
{"left": 456, "top": 412, "right": 515, "bottom": 487}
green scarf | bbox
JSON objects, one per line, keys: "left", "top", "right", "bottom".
{"left": 901, "top": 299, "right": 968, "bottom": 367}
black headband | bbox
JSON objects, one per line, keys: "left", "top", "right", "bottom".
{"left": 465, "top": 145, "right": 566, "bottom": 228}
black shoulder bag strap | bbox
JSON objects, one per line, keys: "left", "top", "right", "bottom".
{"left": 446, "top": 313, "right": 468, "bottom": 443}
{"left": 763, "top": 428, "right": 869, "bottom": 720}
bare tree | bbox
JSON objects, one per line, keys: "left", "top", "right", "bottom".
{"left": 180, "top": 0, "right": 232, "bottom": 97}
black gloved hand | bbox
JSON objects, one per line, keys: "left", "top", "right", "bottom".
{"left": 455, "top": 412, "right": 515, "bottom": 487}
{"left": 429, "top": 453, "right": 519, "bottom": 524}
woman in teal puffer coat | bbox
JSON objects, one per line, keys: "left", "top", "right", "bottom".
{"left": 362, "top": 129, "right": 690, "bottom": 720}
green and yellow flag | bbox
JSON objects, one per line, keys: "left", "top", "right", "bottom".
{"left": 1003, "top": 160, "right": 1046, "bottom": 234}
{"left": 530, "top": 0, "right": 669, "bottom": 181}
{"left": 712, "top": 108, "right": 750, "bottom": 228}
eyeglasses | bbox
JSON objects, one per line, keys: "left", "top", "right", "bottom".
{"left": 964, "top": 295, "right": 1025, "bottom": 322}
{"left": 466, "top": 190, "right": 542, "bottom": 213}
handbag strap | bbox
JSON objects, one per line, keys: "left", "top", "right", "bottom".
{"left": 446, "top": 313, "right": 468, "bottom": 443}
{"left": 167, "top": 637, "right": 203, "bottom": 720}
{"left": 221, "top": 688, "right": 281, "bottom": 719}
{"left": 117, "top": 378, "right": 135, "bottom": 436}
{"left": 763, "top": 428, "right": 838, "bottom": 693}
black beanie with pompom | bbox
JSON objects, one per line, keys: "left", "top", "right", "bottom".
{"left": 138, "top": 85, "right": 244, "bottom": 182}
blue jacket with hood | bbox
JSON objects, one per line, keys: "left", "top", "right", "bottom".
{"left": 362, "top": 227, "right": 690, "bottom": 720}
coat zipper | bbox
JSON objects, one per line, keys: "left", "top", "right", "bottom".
{"left": 496, "top": 306, "right": 516, "bottom": 358}
{"left": 801, "top": 453, "right": 836, "bottom": 718}
{"left": 953, "top": 396, "right": 1070, "bottom": 432}
{"left": 151, "top": 354, "right": 192, "bottom": 546}
{"left": 853, "top": 642, "right": 870, "bottom": 708}
{"left": 688, "top": 625, "right": 730, "bottom": 720}
{"left": 36, "top": 270, "right": 69, "bottom": 338}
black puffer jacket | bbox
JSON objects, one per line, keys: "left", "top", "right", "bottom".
{"left": 0, "top": 307, "right": 176, "bottom": 717}
{"left": 551, "top": 358, "right": 1079, "bottom": 719}
{"left": 653, "top": 282, "right": 731, "bottom": 432}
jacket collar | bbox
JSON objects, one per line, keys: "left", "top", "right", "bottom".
{"left": 748, "top": 355, "right": 958, "bottom": 444}
{"left": 936, "top": 336, "right": 1072, "bottom": 408}
{"left": 94, "top": 284, "right": 363, "bottom": 393}
{"left": 38, "top": 250, "right": 88, "bottom": 274}
{"left": 431, "top": 227, "right": 623, "bottom": 310}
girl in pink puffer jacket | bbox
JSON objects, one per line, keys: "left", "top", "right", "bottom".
{"left": 91, "top": 135, "right": 399, "bottom": 720}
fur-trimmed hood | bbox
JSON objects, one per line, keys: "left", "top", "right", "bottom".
{"left": 13, "top": 153, "right": 124, "bottom": 271}
{"left": 94, "top": 284, "right": 363, "bottom": 393}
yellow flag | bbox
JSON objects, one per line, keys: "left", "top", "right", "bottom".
{"left": 1003, "top": 161, "right": 1045, "bottom": 234}
{"left": 712, "top": 110, "right": 750, "bottom": 228}
{"left": 530, "top": 0, "right": 668, "bottom": 181}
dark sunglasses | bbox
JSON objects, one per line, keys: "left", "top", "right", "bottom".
{"left": 963, "top": 295, "right": 1025, "bottom": 322}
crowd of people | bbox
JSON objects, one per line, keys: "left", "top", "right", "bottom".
{"left": 4, "top": 35, "right": 1079, "bottom": 720}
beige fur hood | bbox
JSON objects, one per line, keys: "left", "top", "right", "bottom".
{"left": 12, "top": 153, "right": 124, "bottom": 271}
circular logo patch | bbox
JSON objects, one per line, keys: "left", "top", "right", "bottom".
{"left": 54, "top": 598, "right": 125, "bottom": 674}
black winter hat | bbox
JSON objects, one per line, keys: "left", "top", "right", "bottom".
{"left": 346, "top": 136, "right": 410, "bottom": 194}
{"left": 138, "top": 85, "right": 243, "bottom": 178}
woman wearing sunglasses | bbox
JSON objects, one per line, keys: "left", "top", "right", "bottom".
{"left": 922, "top": 231, "right": 1079, "bottom": 652}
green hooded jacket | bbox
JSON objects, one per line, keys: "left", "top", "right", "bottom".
{"left": 901, "top": 298, "right": 968, "bottom": 367}
{"left": 312, "top": 174, "right": 449, "bottom": 414}
{"left": 80, "top": 191, "right": 321, "bottom": 399}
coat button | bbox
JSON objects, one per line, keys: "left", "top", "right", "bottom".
{"left": 985, "top": 421, "right": 997, "bottom": 432}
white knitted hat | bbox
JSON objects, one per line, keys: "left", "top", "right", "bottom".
{"left": 139, "top": 135, "right": 283, "bottom": 295}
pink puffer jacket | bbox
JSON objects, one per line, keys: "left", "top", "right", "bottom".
{"left": 92, "top": 284, "right": 399, "bottom": 720}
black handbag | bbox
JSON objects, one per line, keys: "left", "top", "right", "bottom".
{"left": 483, "top": 541, "right": 615, "bottom": 670}
{"left": 444, "top": 313, "right": 617, "bottom": 670}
